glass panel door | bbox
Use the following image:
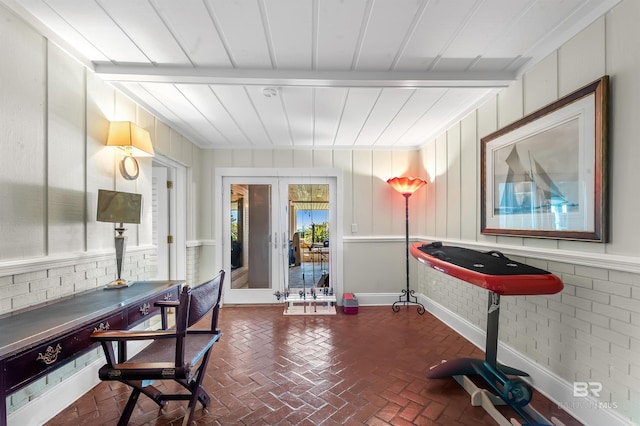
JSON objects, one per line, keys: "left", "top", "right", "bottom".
{"left": 221, "top": 174, "right": 336, "bottom": 305}
{"left": 286, "top": 183, "right": 331, "bottom": 294}
{"left": 223, "top": 179, "right": 279, "bottom": 304}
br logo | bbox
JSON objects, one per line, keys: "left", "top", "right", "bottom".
{"left": 573, "top": 381, "right": 603, "bottom": 397}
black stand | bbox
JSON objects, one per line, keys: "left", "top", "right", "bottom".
{"left": 392, "top": 193, "right": 425, "bottom": 315}
{"left": 428, "top": 291, "right": 543, "bottom": 424}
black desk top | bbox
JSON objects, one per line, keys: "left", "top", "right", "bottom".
{"left": 0, "top": 281, "right": 182, "bottom": 360}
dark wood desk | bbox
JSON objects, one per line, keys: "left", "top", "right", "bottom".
{"left": 0, "top": 280, "right": 183, "bottom": 426}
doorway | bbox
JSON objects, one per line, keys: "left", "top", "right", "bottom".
{"left": 151, "top": 156, "right": 187, "bottom": 281}
{"left": 287, "top": 183, "right": 330, "bottom": 292}
{"left": 218, "top": 169, "right": 341, "bottom": 305}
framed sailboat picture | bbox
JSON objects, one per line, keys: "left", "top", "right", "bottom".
{"left": 481, "top": 76, "right": 608, "bottom": 242}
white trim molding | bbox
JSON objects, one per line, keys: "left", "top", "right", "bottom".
{"left": 186, "top": 239, "right": 215, "bottom": 248}
{"left": 0, "top": 245, "right": 155, "bottom": 277}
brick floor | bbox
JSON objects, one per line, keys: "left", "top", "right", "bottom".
{"left": 45, "top": 305, "right": 583, "bottom": 425}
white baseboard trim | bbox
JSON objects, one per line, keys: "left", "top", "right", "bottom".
{"left": 7, "top": 337, "right": 151, "bottom": 425}
{"left": 7, "top": 358, "right": 103, "bottom": 426}
{"left": 417, "top": 293, "right": 633, "bottom": 426}
{"left": 354, "top": 292, "right": 405, "bottom": 307}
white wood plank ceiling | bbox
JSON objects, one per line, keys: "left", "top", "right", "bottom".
{"left": 4, "top": 0, "right": 620, "bottom": 150}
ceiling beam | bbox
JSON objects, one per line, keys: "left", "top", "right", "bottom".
{"left": 94, "top": 64, "right": 515, "bottom": 88}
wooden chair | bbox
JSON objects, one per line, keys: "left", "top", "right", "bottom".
{"left": 91, "top": 270, "right": 225, "bottom": 426}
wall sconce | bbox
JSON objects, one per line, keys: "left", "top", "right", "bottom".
{"left": 106, "top": 121, "right": 154, "bottom": 180}
{"left": 97, "top": 189, "right": 143, "bottom": 288}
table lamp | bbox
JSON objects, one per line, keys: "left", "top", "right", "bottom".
{"left": 97, "top": 189, "right": 143, "bottom": 288}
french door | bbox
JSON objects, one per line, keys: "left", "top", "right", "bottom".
{"left": 221, "top": 174, "right": 336, "bottom": 305}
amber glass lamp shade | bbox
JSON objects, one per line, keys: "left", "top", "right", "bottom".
{"left": 387, "top": 176, "right": 427, "bottom": 195}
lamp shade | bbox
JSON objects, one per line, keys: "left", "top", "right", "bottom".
{"left": 387, "top": 176, "right": 427, "bottom": 195}
{"left": 106, "top": 121, "right": 154, "bottom": 157}
{"left": 97, "top": 190, "right": 143, "bottom": 224}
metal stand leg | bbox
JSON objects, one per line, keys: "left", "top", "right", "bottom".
{"left": 392, "top": 193, "right": 425, "bottom": 315}
{"left": 428, "top": 290, "right": 546, "bottom": 424}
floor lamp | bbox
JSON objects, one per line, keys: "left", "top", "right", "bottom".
{"left": 387, "top": 176, "right": 427, "bottom": 314}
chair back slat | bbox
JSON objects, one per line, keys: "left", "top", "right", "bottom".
{"left": 187, "top": 270, "right": 225, "bottom": 328}
{"left": 174, "top": 270, "right": 225, "bottom": 367}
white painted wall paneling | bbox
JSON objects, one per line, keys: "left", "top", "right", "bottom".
{"left": 434, "top": 134, "right": 448, "bottom": 239}
{"left": 497, "top": 78, "right": 524, "bottom": 130}
{"left": 371, "top": 150, "right": 393, "bottom": 236}
{"left": 559, "top": 17, "right": 607, "bottom": 95}
{"left": 313, "top": 150, "right": 333, "bottom": 169}
{"left": 523, "top": 52, "right": 559, "bottom": 115}
{"left": 85, "top": 72, "right": 116, "bottom": 253}
{"left": 421, "top": 142, "right": 437, "bottom": 238}
{"left": 47, "top": 43, "right": 86, "bottom": 255}
{"left": 459, "top": 112, "right": 477, "bottom": 241}
{"left": 445, "top": 124, "right": 461, "bottom": 240}
{"left": 351, "top": 150, "right": 373, "bottom": 235}
{"left": 342, "top": 241, "right": 405, "bottom": 294}
{"left": 601, "top": 0, "right": 640, "bottom": 256}
{"left": 0, "top": 9, "right": 46, "bottom": 261}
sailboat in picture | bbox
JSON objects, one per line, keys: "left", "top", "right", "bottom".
{"left": 497, "top": 145, "right": 574, "bottom": 215}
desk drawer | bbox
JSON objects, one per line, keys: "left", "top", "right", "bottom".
{"left": 3, "top": 312, "right": 125, "bottom": 393}
{"left": 127, "top": 287, "right": 180, "bottom": 328}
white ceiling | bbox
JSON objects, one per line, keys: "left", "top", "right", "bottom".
{"left": 4, "top": 0, "right": 620, "bottom": 150}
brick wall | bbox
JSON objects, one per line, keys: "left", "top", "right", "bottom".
{"left": 0, "top": 251, "right": 153, "bottom": 316}
{"left": 186, "top": 245, "right": 200, "bottom": 286}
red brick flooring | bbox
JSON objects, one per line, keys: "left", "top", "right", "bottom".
{"left": 45, "top": 305, "right": 583, "bottom": 425}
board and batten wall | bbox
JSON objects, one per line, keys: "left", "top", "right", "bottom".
{"left": 195, "top": 147, "right": 430, "bottom": 300}
{"left": 0, "top": 4, "right": 201, "bottom": 423}
{"left": 414, "top": 4, "right": 639, "bottom": 426}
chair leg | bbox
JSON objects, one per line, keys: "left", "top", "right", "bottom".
{"left": 124, "top": 380, "right": 167, "bottom": 408}
{"left": 118, "top": 389, "right": 141, "bottom": 426}
{"left": 182, "top": 389, "right": 200, "bottom": 426}
{"left": 192, "top": 350, "right": 212, "bottom": 409}
{"left": 182, "top": 351, "right": 213, "bottom": 425}
{"left": 196, "top": 386, "right": 211, "bottom": 407}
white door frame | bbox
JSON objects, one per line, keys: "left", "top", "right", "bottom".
{"left": 222, "top": 176, "right": 281, "bottom": 304}
{"left": 152, "top": 165, "right": 169, "bottom": 279}
{"left": 152, "top": 154, "right": 187, "bottom": 281}
{"left": 215, "top": 168, "right": 343, "bottom": 305}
